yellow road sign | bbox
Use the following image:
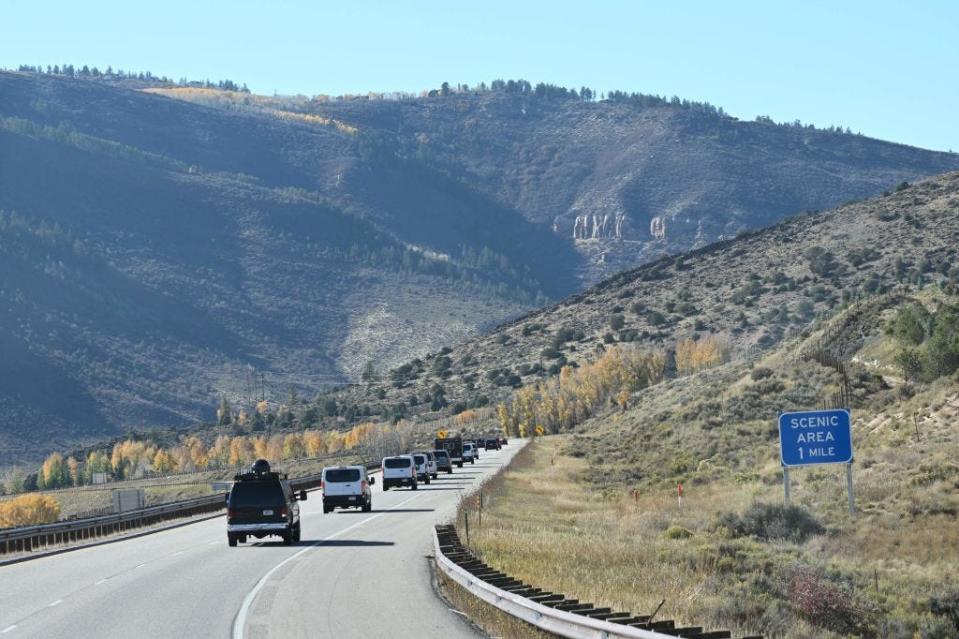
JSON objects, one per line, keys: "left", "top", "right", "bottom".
{"left": 535, "top": 426, "right": 545, "bottom": 435}
{"left": 437, "top": 430, "right": 448, "bottom": 439}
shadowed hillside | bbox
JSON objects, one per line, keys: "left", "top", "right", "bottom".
{"left": 1, "top": 68, "right": 958, "bottom": 462}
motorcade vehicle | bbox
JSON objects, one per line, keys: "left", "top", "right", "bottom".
{"left": 418, "top": 451, "right": 438, "bottom": 478}
{"left": 485, "top": 438, "right": 502, "bottom": 450}
{"left": 435, "top": 436, "right": 464, "bottom": 467}
{"left": 321, "top": 465, "right": 374, "bottom": 513}
{"left": 226, "top": 459, "right": 305, "bottom": 546}
{"left": 381, "top": 455, "right": 417, "bottom": 490}
{"left": 433, "top": 449, "right": 453, "bottom": 474}
{"left": 462, "top": 442, "right": 476, "bottom": 464}
{"left": 412, "top": 453, "right": 432, "bottom": 484}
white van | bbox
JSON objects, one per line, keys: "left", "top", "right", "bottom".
{"left": 381, "top": 455, "right": 417, "bottom": 490}
{"left": 462, "top": 442, "right": 476, "bottom": 464}
{"left": 322, "top": 465, "right": 374, "bottom": 513}
{"left": 424, "top": 451, "right": 438, "bottom": 479}
{"left": 412, "top": 453, "right": 432, "bottom": 485}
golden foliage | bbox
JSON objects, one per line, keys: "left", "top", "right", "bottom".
{"left": 454, "top": 409, "right": 479, "bottom": 425}
{"left": 675, "top": 335, "right": 730, "bottom": 375}
{"left": 32, "top": 416, "right": 408, "bottom": 488}
{"left": 142, "top": 88, "right": 359, "bottom": 134}
{"left": 498, "top": 345, "right": 666, "bottom": 437}
{"left": 0, "top": 493, "right": 61, "bottom": 527}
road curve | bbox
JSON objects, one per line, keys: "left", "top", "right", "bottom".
{"left": 0, "top": 443, "right": 523, "bottom": 638}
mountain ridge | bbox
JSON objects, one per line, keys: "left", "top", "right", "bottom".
{"left": 1, "top": 69, "right": 958, "bottom": 462}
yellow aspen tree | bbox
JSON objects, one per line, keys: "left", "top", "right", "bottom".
{"left": 282, "top": 433, "right": 305, "bottom": 459}
{"left": 253, "top": 436, "right": 270, "bottom": 460}
{"left": 66, "top": 456, "right": 80, "bottom": 486}
{"left": 0, "top": 494, "right": 61, "bottom": 527}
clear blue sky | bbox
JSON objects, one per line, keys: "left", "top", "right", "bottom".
{"left": 2, "top": 0, "right": 957, "bottom": 151}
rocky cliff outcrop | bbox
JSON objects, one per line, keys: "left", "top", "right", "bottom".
{"left": 573, "top": 213, "right": 628, "bottom": 240}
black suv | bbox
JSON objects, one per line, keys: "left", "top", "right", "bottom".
{"left": 485, "top": 438, "right": 501, "bottom": 450}
{"left": 227, "top": 460, "right": 306, "bottom": 546}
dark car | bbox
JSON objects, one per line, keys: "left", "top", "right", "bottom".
{"left": 499, "top": 437, "right": 509, "bottom": 446}
{"left": 485, "top": 438, "right": 501, "bottom": 451}
{"left": 432, "top": 449, "right": 453, "bottom": 474}
{"left": 227, "top": 460, "right": 305, "bottom": 546}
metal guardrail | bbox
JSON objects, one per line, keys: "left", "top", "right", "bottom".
{"left": 0, "top": 465, "right": 380, "bottom": 557}
{"left": 435, "top": 525, "right": 757, "bottom": 639}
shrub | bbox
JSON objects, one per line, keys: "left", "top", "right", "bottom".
{"left": 0, "top": 493, "right": 61, "bottom": 527}
{"left": 663, "top": 525, "right": 693, "bottom": 540}
{"left": 787, "top": 567, "right": 875, "bottom": 636}
{"left": 609, "top": 314, "right": 625, "bottom": 330}
{"left": 541, "top": 346, "right": 561, "bottom": 360}
{"left": 751, "top": 367, "right": 774, "bottom": 381}
{"left": 718, "top": 503, "right": 824, "bottom": 543}
{"left": 930, "top": 589, "right": 959, "bottom": 633}
{"left": 805, "top": 246, "right": 845, "bottom": 279}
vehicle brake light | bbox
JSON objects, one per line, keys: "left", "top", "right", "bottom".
{"left": 227, "top": 508, "right": 235, "bottom": 519}
{"left": 320, "top": 480, "right": 325, "bottom": 493}
{"left": 278, "top": 507, "right": 287, "bottom": 518}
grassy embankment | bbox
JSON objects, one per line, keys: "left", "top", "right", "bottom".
{"left": 455, "top": 294, "right": 959, "bottom": 638}
{"left": 459, "top": 431, "right": 959, "bottom": 638}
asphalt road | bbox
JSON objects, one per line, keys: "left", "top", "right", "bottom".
{"left": 0, "top": 443, "right": 523, "bottom": 638}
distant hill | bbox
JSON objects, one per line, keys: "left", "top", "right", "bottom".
{"left": 328, "top": 171, "right": 959, "bottom": 421}
{"left": 1, "top": 68, "right": 958, "bottom": 462}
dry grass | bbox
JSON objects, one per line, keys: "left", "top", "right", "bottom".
{"left": 463, "top": 436, "right": 959, "bottom": 638}
{"left": 434, "top": 569, "right": 551, "bottom": 639}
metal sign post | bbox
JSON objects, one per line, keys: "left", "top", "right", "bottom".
{"left": 778, "top": 408, "right": 854, "bottom": 515}
{"left": 783, "top": 467, "right": 791, "bottom": 505}
{"left": 846, "top": 463, "right": 855, "bottom": 515}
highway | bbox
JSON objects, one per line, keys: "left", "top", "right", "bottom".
{"left": 0, "top": 444, "right": 523, "bottom": 638}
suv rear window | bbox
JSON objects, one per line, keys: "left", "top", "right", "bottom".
{"left": 413, "top": 455, "right": 426, "bottom": 464}
{"left": 230, "top": 482, "right": 284, "bottom": 507}
{"left": 433, "top": 450, "right": 449, "bottom": 459}
{"left": 385, "top": 458, "right": 412, "bottom": 468}
{"left": 325, "top": 468, "right": 361, "bottom": 482}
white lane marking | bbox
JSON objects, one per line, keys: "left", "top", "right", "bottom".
{"left": 48, "top": 600, "right": 63, "bottom": 607}
{"left": 172, "top": 550, "right": 186, "bottom": 556}
{"left": 208, "top": 541, "right": 219, "bottom": 545}
{"left": 95, "top": 578, "right": 108, "bottom": 585}
{"left": 232, "top": 492, "right": 425, "bottom": 639}
{"left": 1, "top": 625, "right": 16, "bottom": 633}
{"left": 134, "top": 563, "right": 146, "bottom": 569}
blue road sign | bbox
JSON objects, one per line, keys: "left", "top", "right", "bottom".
{"left": 779, "top": 409, "right": 852, "bottom": 467}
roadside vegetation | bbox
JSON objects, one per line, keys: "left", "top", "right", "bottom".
{"left": 455, "top": 291, "right": 959, "bottom": 638}
{"left": 0, "top": 412, "right": 486, "bottom": 525}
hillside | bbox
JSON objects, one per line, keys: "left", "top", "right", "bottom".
{"left": 1, "top": 68, "right": 958, "bottom": 462}
{"left": 330, "top": 171, "right": 959, "bottom": 421}
{"left": 156, "top": 82, "right": 959, "bottom": 282}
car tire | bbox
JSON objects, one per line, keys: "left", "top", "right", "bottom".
{"left": 293, "top": 524, "right": 301, "bottom": 543}
{"left": 383, "top": 484, "right": 389, "bottom": 491}
{"left": 362, "top": 501, "right": 371, "bottom": 512}
{"left": 239, "top": 535, "right": 247, "bottom": 544}
{"left": 425, "top": 476, "right": 431, "bottom": 485}
{"left": 228, "top": 534, "right": 237, "bottom": 547}
{"left": 282, "top": 530, "right": 293, "bottom": 546}
{"left": 457, "top": 461, "right": 463, "bottom": 468}
{"left": 447, "top": 468, "right": 453, "bottom": 474}
{"left": 470, "top": 459, "right": 475, "bottom": 464}
{"left": 412, "top": 482, "right": 418, "bottom": 490}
